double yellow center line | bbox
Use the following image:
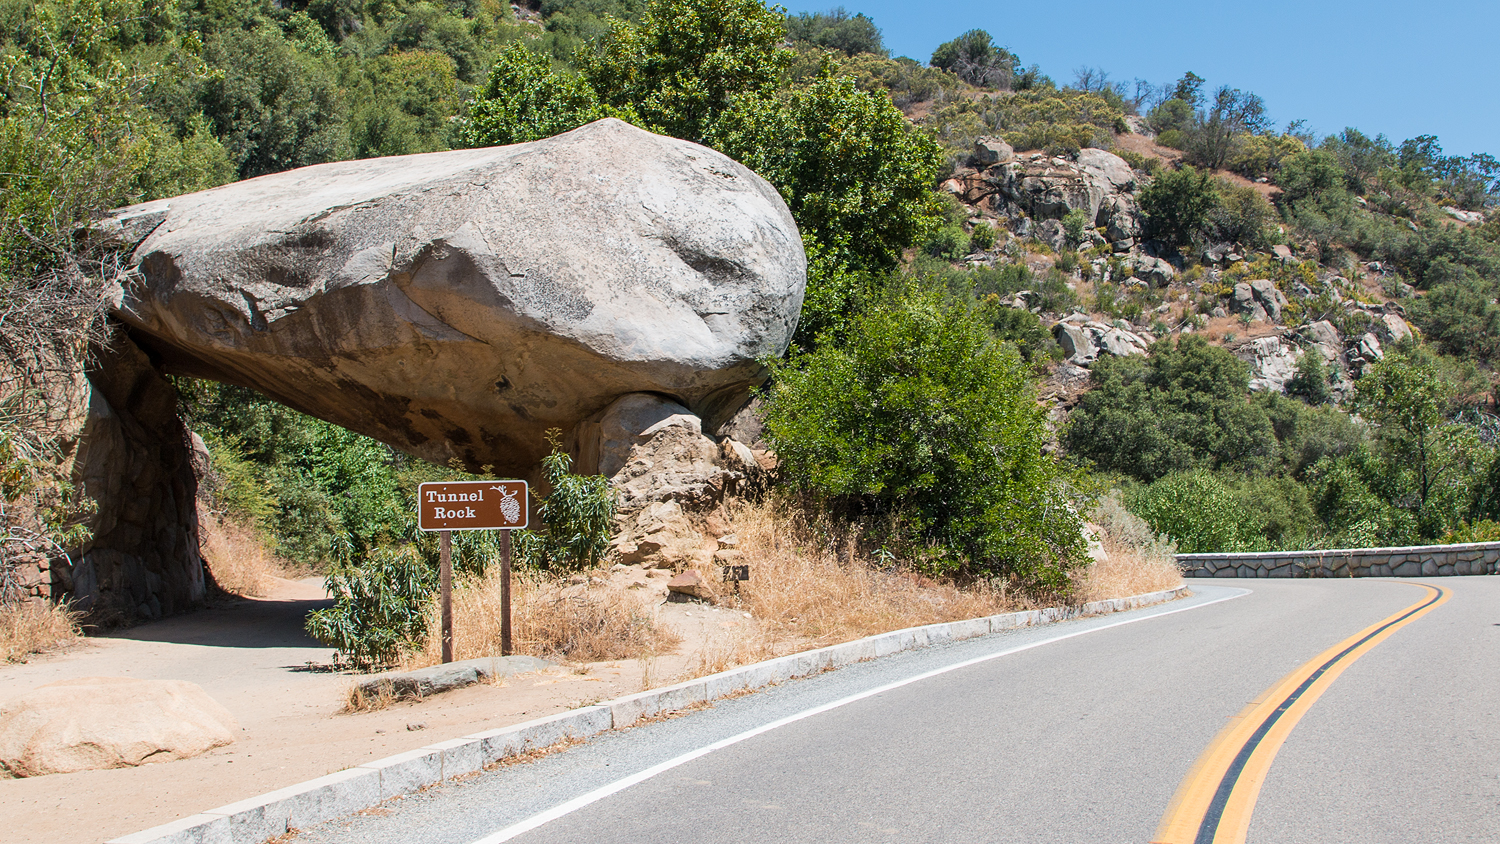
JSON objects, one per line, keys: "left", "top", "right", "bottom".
{"left": 1153, "top": 582, "right": 1449, "bottom": 844}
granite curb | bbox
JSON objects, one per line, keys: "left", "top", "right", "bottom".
{"left": 108, "top": 584, "right": 1189, "bottom": 844}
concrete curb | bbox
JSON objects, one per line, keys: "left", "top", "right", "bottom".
{"left": 108, "top": 585, "right": 1189, "bottom": 844}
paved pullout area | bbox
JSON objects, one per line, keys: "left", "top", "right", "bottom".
{"left": 287, "top": 578, "right": 1500, "bottom": 844}
{"left": 0, "top": 576, "right": 769, "bottom": 844}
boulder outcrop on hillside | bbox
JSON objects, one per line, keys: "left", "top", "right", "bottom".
{"left": 983, "top": 149, "right": 1136, "bottom": 228}
{"left": 1053, "top": 316, "right": 1151, "bottom": 366}
{"left": 100, "top": 119, "right": 806, "bottom": 476}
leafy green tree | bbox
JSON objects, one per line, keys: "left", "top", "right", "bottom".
{"left": 1171, "top": 71, "right": 1205, "bottom": 106}
{"left": 578, "top": 0, "right": 790, "bottom": 143}
{"left": 198, "top": 23, "right": 350, "bottom": 178}
{"left": 710, "top": 65, "right": 940, "bottom": 274}
{"left": 348, "top": 49, "right": 465, "bottom": 157}
{"left": 1320, "top": 127, "right": 1395, "bottom": 195}
{"left": 785, "top": 7, "right": 884, "bottom": 56}
{"left": 928, "top": 29, "right": 1017, "bottom": 89}
{"left": 1207, "top": 181, "right": 1276, "bottom": 248}
{"left": 1181, "top": 85, "right": 1268, "bottom": 171}
{"left": 1138, "top": 165, "right": 1217, "bottom": 249}
{"left": 1348, "top": 349, "right": 1491, "bottom": 537}
{"left": 763, "top": 284, "right": 1087, "bottom": 591}
{"left": 1064, "top": 336, "right": 1276, "bottom": 481}
{"left": 462, "top": 42, "right": 605, "bottom": 147}
{"left": 1275, "top": 149, "right": 1346, "bottom": 208}
{"left": 709, "top": 64, "right": 940, "bottom": 343}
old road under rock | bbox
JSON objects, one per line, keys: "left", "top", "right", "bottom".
{"left": 289, "top": 579, "right": 1499, "bottom": 844}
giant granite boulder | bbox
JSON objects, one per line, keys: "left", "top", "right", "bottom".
{"left": 100, "top": 119, "right": 806, "bottom": 476}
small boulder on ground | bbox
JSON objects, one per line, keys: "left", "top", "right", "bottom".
{"left": 666, "top": 569, "right": 712, "bottom": 601}
{"left": 355, "top": 656, "right": 552, "bottom": 701}
{"left": 0, "top": 677, "right": 238, "bottom": 777}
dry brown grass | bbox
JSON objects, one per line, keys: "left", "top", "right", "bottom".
{"left": 1075, "top": 492, "right": 1184, "bottom": 603}
{"left": 714, "top": 499, "right": 1026, "bottom": 653}
{"left": 686, "top": 495, "right": 1182, "bottom": 667}
{"left": 198, "top": 514, "right": 293, "bottom": 598}
{"left": 1, "top": 599, "right": 81, "bottom": 663}
{"left": 404, "top": 567, "right": 681, "bottom": 669}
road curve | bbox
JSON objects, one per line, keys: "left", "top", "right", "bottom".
{"left": 292, "top": 578, "right": 1500, "bottom": 844}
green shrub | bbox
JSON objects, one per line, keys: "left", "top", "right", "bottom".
{"left": 514, "top": 430, "right": 616, "bottom": 572}
{"left": 462, "top": 43, "right": 605, "bottom": 147}
{"left": 1054, "top": 249, "right": 1080, "bottom": 274}
{"left": 1127, "top": 471, "right": 1261, "bottom": 553}
{"left": 305, "top": 546, "right": 434, "bottom": 669}
{"left": 1061, "top": 209, "right": 1091, "bottom": 246}
{"left": 763, "top": 284, "right": 1087, "bottom": 591}
{"left": 1155, "top": 128, "right": 1186, "bottom": 150}
{"left": 968, "top": 221, "right": 996, "bottom": 252}
{"left": 1284, "top": 353, "right": 1334, "bottom": 406}
{"left": 981, "top": 299, "right": 1058, "bottom": 361}
{"left": 1138, "top": 165, "right": 1216, "bottom": 248}
{"left": 924, "top": 224, "right": 970, "bottom": 261}
{"left": 1208, "top": 182, "right": 1277, "bottom": 249}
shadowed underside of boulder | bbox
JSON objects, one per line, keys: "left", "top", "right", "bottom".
{"left": 103, "top": 119, "right": 805, "bottom": 475}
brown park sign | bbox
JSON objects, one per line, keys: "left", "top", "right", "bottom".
{"left": 417, "top": 480, "right": 528, "bottom": 531}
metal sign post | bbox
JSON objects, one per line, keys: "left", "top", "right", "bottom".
{"left": 440, "top": 529, "right": 453, "bottom": 663}
{"left": 418, "top": 480, "right": 528, "bottom": 664}
{"left": 500, "top": 528, "right": 512, "bottom": 656}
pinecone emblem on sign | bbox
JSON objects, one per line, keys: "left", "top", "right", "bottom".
{"left": 495, "top": 486, "right": 521, "bottom": 524}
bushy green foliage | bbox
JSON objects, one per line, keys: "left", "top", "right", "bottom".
{"left": 968, "top": 221, "right": 996, "bottom": 252}
{"left": 347, "top": 49, "right": 465, "bottom": 157}
{"left": 1128, "top": 468, "right": 1322, "bottom": 553}
{"left": 514, "top": 431, "right": 615, "bottom": 572}
{"left": 827, "top": 52, "right": 963, "bottom": 109}
{"left": 180, "top": 382, "right": 408, "bottom": 567}
{"left": 1407, "top": 275, "right": 1500, "bottom": 364}
{"left": 1227, "top": 133, "right": 1305, "bottom": 181}
{"left": 1300, "top": 350, "right": 1500, "bottom": 545}
{"left": 763, "top": 284, "right": 1087, "bottom": 590}
{"left": 1207, "top": 182, "right": 1277, "bottom": 249}
{"left": 462, "top": 43, "right": 605, "bottom": 147}
{"left": 1138, "top": 165, "right": 1217, "bottom": 248}
{"left": 578, "top": 0, "right": 790, "bottom": 143}
{"left": 711, "top": 66, "right": 942, "bottom": 276}
{"left": 1128, "top": 471, "right": 1261, "bottom": 553}
{"left": 785, "top": 7, "right": 884, "bottom": 57}
{"left": 1283, "top": 353, "right": 1334, "bottom": 406}
{"left": 1065, "top": 336, "right": 1275, "bottom": 481}
{"left": 1178, "top": 85, "right": 1268, "bottom": 171}
{"left": 305, "top": 545, "right": 433, "bottom": 668}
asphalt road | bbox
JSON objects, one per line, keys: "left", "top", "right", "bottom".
{"left": 294, "top": 578, "right": 1499, "bottom": 844}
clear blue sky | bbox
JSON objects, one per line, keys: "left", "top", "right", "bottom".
{"left": 781, "top": 0, "right": 1499, "bottom": 158}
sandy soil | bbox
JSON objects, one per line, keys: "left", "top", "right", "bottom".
{"left": 0, "top": 573, "right": 758, "bottom": 844}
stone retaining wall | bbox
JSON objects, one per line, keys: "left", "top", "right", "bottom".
{"left": 1179, "top": 541, "right": 1500, "bottom": 578}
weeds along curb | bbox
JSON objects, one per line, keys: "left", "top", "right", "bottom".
{"left": 107, "top": 585, "right": 1189, "bottom": 844}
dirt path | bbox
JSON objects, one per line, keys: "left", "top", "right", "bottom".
{"left": 0, "top": 576, "right": 754, "bottom": 844}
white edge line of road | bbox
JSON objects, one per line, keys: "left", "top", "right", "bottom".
{"left": 468, "top": 585, "right": 1252, "bottom": 844}
{"left": 105, "top": 584, "right": 1239, "bottom": 844}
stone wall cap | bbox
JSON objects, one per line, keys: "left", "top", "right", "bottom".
{"left": 1176, "top": 540, "right": 1500, "bottom": 561}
